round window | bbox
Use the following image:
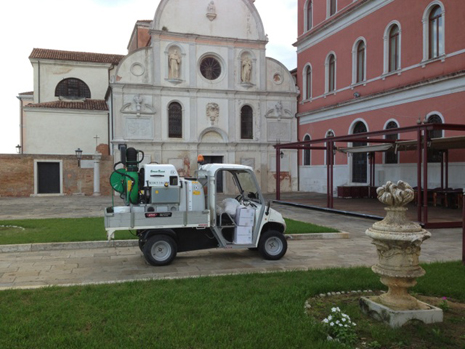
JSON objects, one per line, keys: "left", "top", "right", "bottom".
{"left": 200, "top": 57, "right": 221, "bottom": 80}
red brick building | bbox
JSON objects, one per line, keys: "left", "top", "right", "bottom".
{"left": 295, "top": 0, "right": 465, "bottom": 193}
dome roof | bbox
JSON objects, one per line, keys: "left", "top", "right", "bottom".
{"left": 153, "top": 0, "right": 266, "bottom": 41}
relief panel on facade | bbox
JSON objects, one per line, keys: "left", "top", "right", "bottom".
{"left": 206, "top": 103, "right": 219, "bottom": 126}
{"left": 130, "top": 63, "right": 146, "bottom": 77}
{"left": 121, "top": 94, "right": 156, "bottom": 117}
{"left": 265, "top": 101, "right": 293, "bottom": 120}
{"left": 267, "top": 121, "right": 291, "bottom": 142}
{"left": 124, "top": 116, "right": 153, "bottom": 139}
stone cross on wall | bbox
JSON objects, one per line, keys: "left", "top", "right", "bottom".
{"left": 94, "top": 135, "right": 99, "bottom": 150}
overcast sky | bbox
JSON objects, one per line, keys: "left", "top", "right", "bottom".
{"left": 0, "top": 0, "right": 297, "bottom": 153}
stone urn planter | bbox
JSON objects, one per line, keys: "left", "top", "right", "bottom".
{"left": 360, "top": 180, "right": 443, "bottom": 327}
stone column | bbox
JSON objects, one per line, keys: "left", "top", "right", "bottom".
{"left": 92, "top": 153, "right": 102, "bottom": 196}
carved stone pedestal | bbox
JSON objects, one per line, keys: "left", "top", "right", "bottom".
{"left": 361, "top": 180, "right": 443, "bottom": 327}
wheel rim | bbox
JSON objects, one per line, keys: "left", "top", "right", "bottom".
{"left": 151, "top": 241, "right": 172, "bottom": 262}
{"left": 265, "top": 236, "right": 283, "bottom": 256}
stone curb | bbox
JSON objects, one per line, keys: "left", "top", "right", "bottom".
{"left": 0, "top": 232, "right": 349, "bottom": 253}
{"left": 287, "top": 232, "right": 349, "bottom": 240}
{"left": 0, "top": 240, "right": 138, "bottom": 253}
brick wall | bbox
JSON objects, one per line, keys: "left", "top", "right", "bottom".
{"left": 0, "top": 154, "right": 114, "bottom": 197}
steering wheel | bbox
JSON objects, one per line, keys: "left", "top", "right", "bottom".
{"left": 247, "top": 192, "right": 257, "bottom": 199}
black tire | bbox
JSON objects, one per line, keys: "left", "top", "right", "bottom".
{"left": 138, "top": 238, "right": 145, "bottom": 252}
{"left": 143, "top": 235, "right": 177, "bottom": 266}
{"left": 258, "top": 230, "right": 287, "bottom": 260}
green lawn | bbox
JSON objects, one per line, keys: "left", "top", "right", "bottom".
{"left": 0, "top": 217, "right": 336, "bottom": 245}
{"left": 284, "top": 218, "right": 338, "bottom": 234}
{"left": 0, "top": 218, "right": 135, "bottom": 245}
{"left": 0, "top": 262, "right": 464, "bottom": 348}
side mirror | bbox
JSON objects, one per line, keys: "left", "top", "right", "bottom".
{"left": 265, "top": 201, "right": 271, "bottom": 215}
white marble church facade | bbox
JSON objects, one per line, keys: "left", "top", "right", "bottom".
{"left": 110, "top": 0, "right": 298, "bottom": 193}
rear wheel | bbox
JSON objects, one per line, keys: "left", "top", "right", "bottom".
{"left": 143, "top": 235, "right": 177, "bottom": 266}
{"left": 258, "top": 230, "right": 287, "bottom": 260}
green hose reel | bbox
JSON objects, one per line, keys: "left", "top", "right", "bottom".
{"left": 110, "top": 169, "right": 139, "bottom": 205}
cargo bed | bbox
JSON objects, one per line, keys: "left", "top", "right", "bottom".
{"left": 104, "top": 206, "right": 210, "bottom": 240}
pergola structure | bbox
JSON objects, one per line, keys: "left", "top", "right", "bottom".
{"left": 275, "top": 123, "right": 465, "bottom": 265}
{"left": 274, "top": 123, "right": 465, "bottom": 228}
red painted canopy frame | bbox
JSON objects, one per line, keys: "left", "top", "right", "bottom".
{"left": 275, "top": 123, "right": 465, "bottom": 264}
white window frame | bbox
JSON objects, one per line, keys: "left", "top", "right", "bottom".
{"left": 383, "top": 21, "right": 402, "bottom": 74}
{"left": 325, "top": 52, "right": 337, "bottom": 94}
{"left": 422, "top": 1, "right": 446, "bottom": 62}
{"left": 425, "top": 111, "right": 445, "bottom": 125}
{"left": 327, "top": 0, "right": 338, "bottom": 18}
{"left": 383, "top": 119, "right": 400, "bottom": 164}
{"left": 352, "top": 37, "right": 367, "bottom": 85}
{"left": 167, "top": 100, "right": 184, "bottom": 140}
{"left": 240, "top": 104, "right": 254, "bottom": 140}
{"left": 304, "top": 0, "right": 313, "bottom": 32}
{"left": 303, "top": 134, "right": 311, "bottom": 166}
{"left": 348, "top": 119, "right": 369, "bottom": 185}
{"left": 33, "top": 160, "right": 64, "bottom": 196}
{"left": 302, "top": 63, "right": 313, "bottom": 101}
{"left": 324, "top": 129, "right": 335, "bottom": 166}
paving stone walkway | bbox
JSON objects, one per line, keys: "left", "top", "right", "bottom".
{"left": 0, "top": 195, "right": 462, "bottom": 290}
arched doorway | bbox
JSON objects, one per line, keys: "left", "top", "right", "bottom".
{"left": 352, "top": 121, "right": 367, "bottom": 183}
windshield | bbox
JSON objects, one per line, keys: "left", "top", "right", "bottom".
{"left": 235, "top": 171, "right": 262, "bottom": 203}
{"left": 236, "top": 171, "right": 258, "bottom": 193}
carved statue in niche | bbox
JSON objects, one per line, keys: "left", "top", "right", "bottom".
{"left": 206, "top": 1, "right": 217, "bottom": 21}
{"left": 206, "top": 103, "right": 220, "bottom": 125}
{"left": 168, "top": 49, "right": 181, "bottom": 79}
{"left": 241, "top": 56, "right": 252, "bottom": 83}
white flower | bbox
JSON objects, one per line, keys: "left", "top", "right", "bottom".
{"left": 336, "top": 320, "right": 340, "bottom": 324}
{"left": 344, "top": 325, "right": 348, "bottom": 327}
{"left": 339, "top": 324, "right": 343, "bottom": 327}
{"left": 331, "top": 307, "right": 337, "bottom": 312}
{"left": 352, "top": 322, "right": 357, "bottom": 326}
{"left": 323, "top": 319, "right": 329, "bottom": 324}
{"left": 342, "top": 318, "right": 346, "bottom": 322}
{"left": 328, "top": 315, "right": 332, "bottom": 321}
{"left": 330, "top": 322, "right": 334, "bottom": 326}
{"left": 337, "top": 307, "right": 341, "bottom": 312}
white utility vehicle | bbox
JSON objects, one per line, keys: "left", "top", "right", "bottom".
{"left": 104, "top": 147, "right": 287, "bottom": 266}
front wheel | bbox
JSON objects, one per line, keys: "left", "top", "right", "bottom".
{"left": 143, "top": 235, "right": 177, "bottom": 266}
{"left": 258, "top": 230, "right": 287, "bottom": 260}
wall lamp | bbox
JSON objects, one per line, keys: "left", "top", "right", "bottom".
{"left": 75, "top": 148, "right": 83, "bottom": 166}
{"left": 280, "top": 151, "right": 284, "bottom": 159}
{"left": 16, "top": 144, "right": 22, "bottom": 154}
{"left": 353, "top": 92, "right": 361, "bottom": 98}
